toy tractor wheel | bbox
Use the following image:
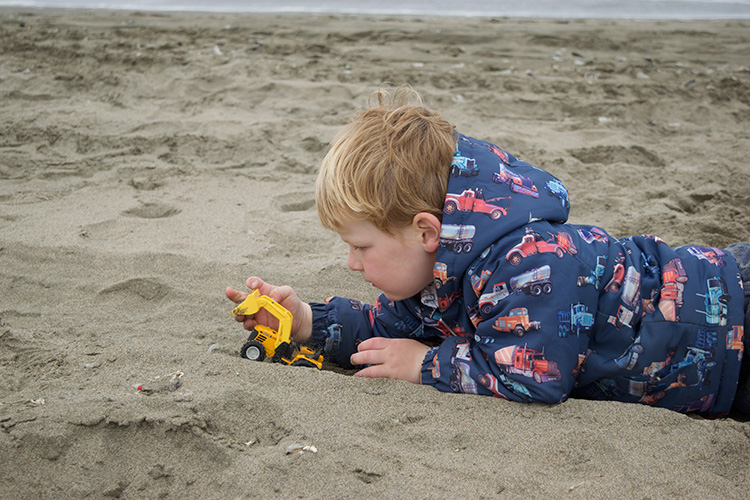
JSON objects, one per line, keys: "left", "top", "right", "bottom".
{"left": 241, "top": 340, "right": 266, "bottom": 361}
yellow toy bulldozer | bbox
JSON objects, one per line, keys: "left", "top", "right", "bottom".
{"left": 231, "top": 289, "right": 323, "bottom": 369}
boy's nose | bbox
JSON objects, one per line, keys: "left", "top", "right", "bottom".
{"left": 347, "top": 250, "right": 362, "bottom": 271}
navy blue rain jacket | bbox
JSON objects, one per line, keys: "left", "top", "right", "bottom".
{"left": 310, "top": 134, "right": 745, "bottom": 416}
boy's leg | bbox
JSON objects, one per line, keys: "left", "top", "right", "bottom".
{"left": 725, "top": 243, "right": 750, "bottom": 413}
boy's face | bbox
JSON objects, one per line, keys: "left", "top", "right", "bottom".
{"left": 337, "top": 219, "right": 437, "bottom": 302}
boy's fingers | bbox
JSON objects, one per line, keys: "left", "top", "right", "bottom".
{"left": 226, "top": 287, "right": 248, "bottom": 304}
{"left": 268, "top": 285, "right": 293, "bottom": 304}
{"left": 351, "top": 345, "right": 384, "bottom": 366}
{"left": 357, "top": 337, "right": 388, "bottom": 351}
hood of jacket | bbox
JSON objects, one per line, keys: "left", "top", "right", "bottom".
{"left": 434, "top": 134, "right": 571, "bottom": 310}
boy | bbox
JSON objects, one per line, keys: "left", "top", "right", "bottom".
{"left": 227, "top": 87, "right": 750, "bottom": 417}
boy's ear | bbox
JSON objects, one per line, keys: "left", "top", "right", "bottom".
{"left": 412, "top": 213, "right": 442, "bottom": 253}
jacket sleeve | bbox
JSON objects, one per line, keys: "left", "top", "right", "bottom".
{"left": 308, "top": 294, "right": 428, "bottom": 368}
{"left": 420, "top": 264, "right": 592, "bottom": 404}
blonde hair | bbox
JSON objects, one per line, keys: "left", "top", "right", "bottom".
{"left": 316, "top": 86, "right": 456, "bottom": 235}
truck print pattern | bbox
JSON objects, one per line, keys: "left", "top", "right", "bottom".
{"left": 444, "top": 188, "right": 508, "bottom": 220}
{"left": 439, "top": 224, "right": 475, "bottom": 254}
{"left": 450, "top": 152, "right": 479, "bottom": 177}
{"left": 505, "top": 228, "right": 574, "bottom": 266}
{"left": 493, "top": 164, "right": 539, "bottom": 198}
{"left": 492, "top": 307, "right": 541, "bottom": 337}
{"left": 494, "top": 344, "right": 562, "bottom": 384}
{"left": 558, "top": 303, "right": 595, "bottom": 338}
{"left": 696, "top": 277, "right": 730, "bottom": 326}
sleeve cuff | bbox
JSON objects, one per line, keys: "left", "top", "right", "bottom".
{"left": 309, "top": 302, "right": 332, "bottom": 345}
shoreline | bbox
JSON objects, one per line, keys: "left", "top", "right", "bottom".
{"left": 4, "top": 5, "right": 750, "bottom": 21}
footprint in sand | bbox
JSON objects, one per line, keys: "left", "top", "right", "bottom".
{"left": 99, "top": 277, "right": 170, "bottom": 301}
{"left": 568, "top": 145, "right": 665, "bottom": 167}
{"left": 276, "top": 193, "right": 315, "bottom": 213}
{"left": 122, "top": 203, "right": 181, "bottom": 219}
{"left": 279, "top": 199, "right": 315, "bottom": 212}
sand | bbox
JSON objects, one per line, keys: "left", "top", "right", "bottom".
{"left": 1, "top": 7, "right": 749, "bottom": 499}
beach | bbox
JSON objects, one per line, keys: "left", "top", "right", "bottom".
{"left": 1, "top": 8, "right": 749, "bottom": 499}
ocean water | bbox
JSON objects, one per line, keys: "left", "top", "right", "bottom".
{"left": 2, "top": 0, "right": 750, "bottom": 19}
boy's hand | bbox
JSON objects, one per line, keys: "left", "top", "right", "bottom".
{"left": 225, "top": 277, "right": 313, "bottom": 342}
{"left": 350, "top": 337, "right": 430, "bottom": 384}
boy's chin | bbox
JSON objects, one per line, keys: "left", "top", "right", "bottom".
{"left": 381, "top": 290, "right": 418, "bottom": 302}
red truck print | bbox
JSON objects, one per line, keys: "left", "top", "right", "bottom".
{"left": 550, "top": 231, "right": 578, "bottom": 256}
{"left": 433, "top": 262, "right": 457, "bottom": 289}
{"left": 727, "top": 325, "right": 744, "bottom": 351}
{"left": 604, "top": 256, "right": 626, "bottom": 293}
{"left": 494, "top": 344, "right": 562, "bottom": 383}
{"left": 444, "top": 188, "right": 508, "bottom": 220}
{"left": 438, "top": 290, "right": 461, "bottom": 311}
{"left": 505, "top": 230, "right": 571, "bottom": 266}
{"left": 608, "top": 304, "right": 637, "bottom": 330}
{"left": 486, "top": 143, "right": 510, "bottom": 164}
{"left": 658, "top": 258, "right": 688, "bottom": 322}
{"left": 470, "top": 269, "right": 493, "bottom": 296}
{"left": 492, "top": 307, "right": 541, "bottom": 337}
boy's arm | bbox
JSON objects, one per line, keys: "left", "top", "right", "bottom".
{"left": 309, "top": 294, "right": 426, "bottom": 368}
